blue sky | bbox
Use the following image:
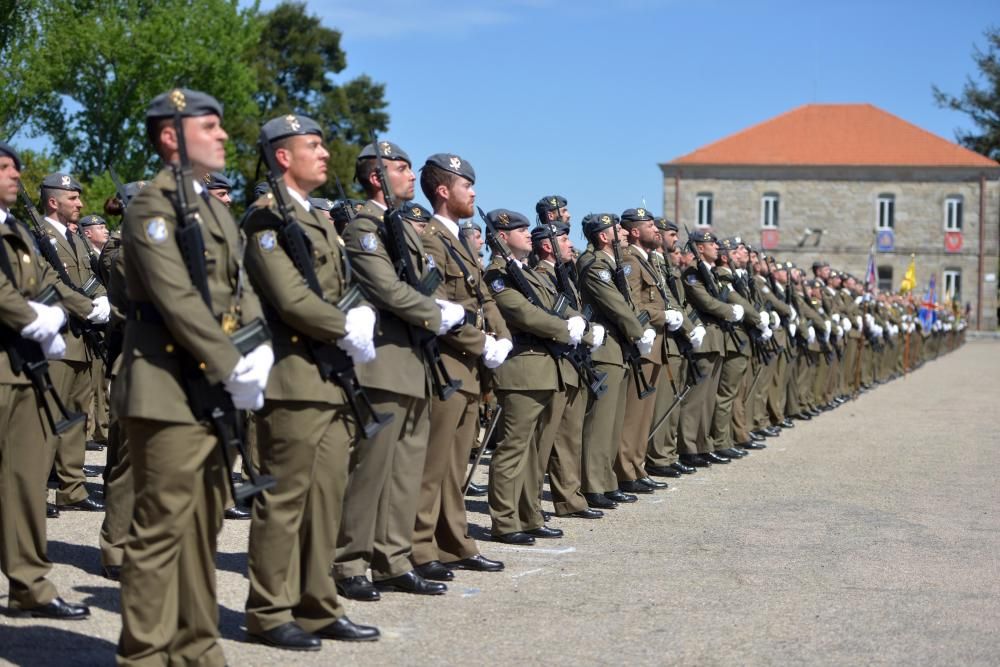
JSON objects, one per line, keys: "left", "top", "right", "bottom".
{"left": 266, "top": 0, "right": 995, "bottom": 244}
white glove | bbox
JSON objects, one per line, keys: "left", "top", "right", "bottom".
{"left": 664, "top": 309, "right": 683, "bottom": 332}
{"left": 807, "top": 325, "right": 816, "bottom": 344}
{"left": 224, "top": 356, "right": 265, "bottom": 411}
{"left": 87, "top": 295, "right": 110, "bottom": 324}
{"left": 590, "top": 324, "right": 605, "bottom": 351}
{"left": 636, "top": 328, "right": 656, "bottom": 356}
{"left": 769, "top": 311, "right": 780, "bottom": 329}
{"left": 760, "top": 327, "right": 773, "bottom": 341}
{"left": 855, "top": 315, "right": 863, "bottom": 330}
{"left": 482, "top": 335, "right": 512, "bottom": 369}
{"left": 831, "top": 313, "right": 840, "bottom": 323}
{"left": 854, "top": 295, "right": 864, "bottom": 305}
{"left": 824, "top": 319, "right": 832, "bottom": 333}
{"left": 864, "top": 313, "right": 875, "bottom": 328}
{"left": 566, "top": 316, "right": 586, "bottom": 346}
{"left": 842, "top": 318, "right": 852, "bottom": 332}
{"left": 873, "top": 324, "right": 883, "bottom": 338}
{"left": 729, "top": 304, "right": 744, "bottom": 322}
{"left": 789, "top": 306, "right": 798, "bottom": 322}
{"left": 688, "top": 325, "right": 706, "bottom": 350}
{"left": 756, "top": 316, "right": 770, "bottom": 335}
{"left": 231, "top": 344, "right": 274, "bottom": 393}
{"left": 41, "top": 332, "right": 66, "bottom": 360}
{"left": 435, "top": 299, "right": 465, "bottom": 335}
{"left": 789, "top": 322, "right": 797, "bottom": 338}
{"left": 336, "top": 305, "right": 377, "bottom": 364}
{"left": 835, "top": 325, "right": 843, "bottom": 338}
{"left": 20, "top": 302, "right": 66, "bottom": 342}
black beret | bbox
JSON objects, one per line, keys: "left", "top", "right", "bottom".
{"left": 583, "top": 213, "right": 617, "bottom": 238}
{"left": 620, "top": 207, "right": 654, "bottom": 227}
{"left": 309, "top": 197, "right": 337, "bottom": 211}
{"left": 811, "top": 260, "right": 829, "bottom": 270}
{"left": 253, "top": 181, "right": 271, "bottom": 199}
{"left": 146, "top": 88, "right": 223, "bottom": 120}
{"left": 260, "top": 114, "right": 323, "bottom": 144}
{"left": 401, "top": 201, "right": 432, "bottom": 223}
{"left": 204, "top": 172, "right": 232, "bottom": 191}
{"left": 79, "top": 214, "right": 106, "bottom": 228}
{"left": 0, "top": 141, "right": 21, "bottom": 170}
{"left": 530, "top": 222, "right": 569, "bottom": 245}
{"left": 423, "top": 153, "right": 475, "bottom": 184}
{"left": 486, "top": 208, "right": 529, "bottom": 231}
{"left": 662, "top": 217, "right": 679, "bottom": 232}
{"left": 718, "top": 237, "right": 735, "bottom": 252}
{"left": 358, "top": 140, "right": 411, "bottom": 166}
{"left": 41, "top": 173, "right": 83, "bottom": 193}
{"left": 535, "top": 195, "right": 567, "bottom": 216}
{"left": 688, "top": 229, "right": 717, "bottom": 244}
{"left": 459, "top": 219, "right": 481, "bottom": 234}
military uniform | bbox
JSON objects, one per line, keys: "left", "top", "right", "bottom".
{"left": 117, "top": 90, "right": 269, "bottom": 666}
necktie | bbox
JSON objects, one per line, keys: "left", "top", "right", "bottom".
{"left": 66, "top": 228, "right": 78, "bottom": 253}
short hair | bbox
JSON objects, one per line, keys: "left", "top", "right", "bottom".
{"left": 355, "top": 158, "right": 378, "bottom": 197}
{"left": 420, "top": 163, "right": 458, "bottom": 207}
{"left": 39, "top": 187, "right": 64, "bottom": 212}
{"left": 146, "top": 117, "right": 171, "bottom": 154}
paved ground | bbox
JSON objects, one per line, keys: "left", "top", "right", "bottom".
{"left": 2, "top": 340, "right": 998, "bottom": 666}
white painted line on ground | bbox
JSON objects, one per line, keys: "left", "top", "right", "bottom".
{"left": 511, "top": 568, "right": 543, "bottom": 579}
{"left": 490, "top": 545, "right": 577, "bottom": 555}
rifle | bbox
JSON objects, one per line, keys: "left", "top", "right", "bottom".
{"left": 683, "top": 226, "right": 743, "bottom": 353}
{"left": 730, "top": 267, "right": 774, "bottom": 366}
{"left": 369, "top": 133, "right": 461, "bottom": 401}
{"left": 254, "top": 132, "right": 393, "bottom": 439}
{"left": 608, "top": 219, "right": 655, "bottom": 399}
{"left": 480, "top": 207, "right": 608, "bottom": 398}
{"left": 463, "top": 403, "right": 503, "bottom": 495}
{"left": 166, "top": 93, "right": 275, "bottom": 502}
{"left": 658, "top": 252, "right": 704, "bottom": 385}
{"left": 16, "top": 181, "right": 107, "bottom": 364}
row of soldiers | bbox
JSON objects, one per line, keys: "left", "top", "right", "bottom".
{"left": 0, "top": 87, "right": 966, "bottom": 666}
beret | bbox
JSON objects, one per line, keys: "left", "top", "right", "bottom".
{"left": 358, "top": 140, "right": 411, "bottom": 165}
{"left": 41, "top": 172, "right": 83, "bottom": 193}
{"left": 0, "top": 141, "right": 21, "bottom": 170}
{"left": 486, "top": 208, "right": 529, "bottom": 231}
{"left": 204, "top": 171, "right": 232, "bottom": 191}
{"left": 688, "top": 229, "right": 717, "bottom": 244}
{"left": 423, "top": 153, "right": 475, "bottom": 184}
{"left": 401, "top": 201, "right": 432, "bottom": 223}
{"left": 530, "top": 222, "right": 569, "bottom": 244}
{"left": 811, "top": 260, "right": 829, "bottom": 270}
{"left": 620, "top": 207, "right": 654, "bottom": 227}
{"left": 459, "top": 219, "right": 481, "bottom": 234}
{"left": 309, "top": 197, "right": 337, "bottom": 211}
{"left": 252, "top": 181, "right": 271, "bottom": 199}
{"left": 79, "top": 214, "right": 106, "bottom": 227}
{"left": 146, "top": 88, "right": 222, "bottom": 120}
{"left": 535, "top": 195, "right": 567, "bottom": 216}
{"left": 260, "top": 113, "right": 323, "bottom": 144}
{"left": 582, "top": 213, "right": 617, "bottom": 238}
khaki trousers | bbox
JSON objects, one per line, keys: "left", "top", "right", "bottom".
{"left": 335, "top": 390, "right": 430, "bottom": 581}
{"left": 678, "top": 353, "right": 723, "bottom": 455}
{"left": 615, "top": 359, "right": 660, "bottom": 482}
{"left": 48, "top": 359, "right": 93, "bottom": 505}
{"left": 647, "top": 354, "right": 686, "bottom": 467}
{"left": 535, "top": 383, "right": 589, "bottom": 515}
{"left": 711, "top": 349, "right": 748, "bottom": 450}
{"left": 582, "top": 363, "right": 628, "bottom": 494}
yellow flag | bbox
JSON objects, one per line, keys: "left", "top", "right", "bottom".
{"left": 900, "top": 254, "right": 916, "bottom": 294}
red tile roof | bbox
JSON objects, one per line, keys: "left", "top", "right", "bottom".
{"left": 668, "top": 104, "right": 999, "bottom": 168}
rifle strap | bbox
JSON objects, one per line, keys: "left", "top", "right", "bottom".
{"left": 439, "top": 232, "right": 486, "bottom": 308}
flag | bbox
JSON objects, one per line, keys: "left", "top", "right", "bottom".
{"left": 918, "top": 273, "right": 937, "bottom": 331}
{"left": 899, "top": 254, "right": 916, "bottom": 294}
{"left": 864, "top": 242, "right": 877, "bottom": 291}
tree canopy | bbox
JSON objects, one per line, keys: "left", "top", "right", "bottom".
{"left": 933, "top": 26, "right": 1000, "bottom": 162}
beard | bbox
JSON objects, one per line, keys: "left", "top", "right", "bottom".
{"left": 448, "top": 197, "right": 474, "bottom": 220}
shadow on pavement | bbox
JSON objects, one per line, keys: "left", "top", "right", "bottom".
{"left": 215, "top": 550, "right": 247, "bottom": 576}
{"left": 76, "top": 584, "right": 120, "bottom": 614}
{"left": 48, "top": 540, "right": 102, "bottom": 576}
{"left": 0, "top": 624, "right": 116, "bottom": 666}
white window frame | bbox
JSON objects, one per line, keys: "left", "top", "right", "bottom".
{"left": 877, "top": 194, "right": 895, "bottom": 230}
{"left": 943, "top": 269, "right": 961, "bottom": 302}
{"left": 696, "top": 193, "right": 713, "bottom": 228}
{"left": 944, "top": 196, "right": 962, "bottom": 232}
{"left": 761, "top": 193, "right": 779, "bottom": 229}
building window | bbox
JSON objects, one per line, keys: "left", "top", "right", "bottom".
{"left": 943, "top": 269, "right": 961, "bottom": 303}
{"left": 944, "top": 196, "right": 963, "bottom": 231}
{"left": 877, "top": 265, "right": 893, "bottom": 293}
{"left": 877, "top": 194, "right": 895, "bottom": 230}
{"left": 761, "top": 193, "right": 779, "bottom": 228}
{"left": 696, "top": 193, "right": 713, "bottom": 228}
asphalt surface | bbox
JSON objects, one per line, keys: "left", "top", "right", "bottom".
{"left": 2, "top": 340, "right": 998, "bottom": 666}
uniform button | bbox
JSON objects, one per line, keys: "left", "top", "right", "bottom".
{"left": 22, "top": 254, "right": 30, "bottom": 264}
{"left": 290, "top": 335, "right": 299, "bottom": 343}
{"left": 165, "top": 344, "right": 175, "bottom": 353}
{"left": 199, "top": 362, "right": 207, "bottom": 370}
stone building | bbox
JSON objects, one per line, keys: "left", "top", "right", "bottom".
{"left": 660, "top": 104, "right": 1000, "bottom": 329}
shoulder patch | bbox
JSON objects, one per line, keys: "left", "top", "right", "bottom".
{"left": 49, "top": 236, "right": 58, "bottom": 246}
{"left": 360, "top": 232, "right": 378, "bottom": 252}
{"left": 623, "top": 265, "right": 632, "bottom": 276}
{"left": 145, "top": 218, "right": 168, "bottom": 244}
{"left": 686, "top": 273, "right": 698, "bottom": 284}
{"left": 762, "top": 286, "right": 771, "bottom": 293}
{"left": 598, "top": 269, "right": 612, "bottom": 283}
{"left": 491, "top": 278, "right": 505, "bottom": 293}
{"left": 258, "top": 229, "right": 277, "bottom": 252}
{"left": 425, "top": 253, "right": 436, "bottom": 269}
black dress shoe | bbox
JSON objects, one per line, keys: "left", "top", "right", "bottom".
{"left": 336, "top": 576, "right": 381, "bottom": 601}
{"left": 605, "top": 490, "right": 638, "bottom": 503}
{"left": 680, "top": 454, "right": 710, "bottom": 468}
{"left": 249, "top": 622, "right": 321, "bottom": 651}
{"left": 526, "top": 525, "right": 563, "bottom": 538}
{"left": 316, "top": 616, "right": 380, "bottom": 642}
{"left": 83, "top": 465, "right": 102, "bottom": 478}
{"left": 374, "top": 571, "right": 447, "bottom": 595}
{"left": 102, "top": 565, "right": 121, "bottom": 581}
{"left": 794, "top": 412, "right": 812, "bottom": 420}
{"left": 739, "top": 440, "right": 766, "bottom": 450}
{"left": 557, "top": 508, "right": 604, "bottom": 519}
{"left": 46, "top": 503, "right": 59, "bottom": 519}
{"left": 465, "top": 482, "right": 488, "bottom": 497}
{"left": 720, "top": 448, "right": 746, "bottom": 458}
{"left": 414, "top": 560, "right": 454, "bottom": 582}
{"left": 85, "top": 440, "right": 105, "bottom": 452}
{"left": 618, "top": 480, "right": 654, "bottom": 494}
{"left": 637, "top": 476, "right": 668, "bottom": 490}
{"left": 763, "top": 426, "right": 781, "bottom": 436}
{"left": 808, "top": 407, "right": 821, "bottom": 416}
{"left": 17, "top": 597, "right": 90, "bottom": 620}
{"left": 584, "top": 492, "right": 618, "bottom": 509}
{"left": 492, "top": 531, "right": 535, "bottom": 545}
{"left": 645, "top": 464, "right": 682, "bottom": 478}
{"left": 670, "top": 461, "right": 697, "bottom": 474}
{"left": 780, "top": 419, "right": 794, "bottom": 428}
{"left": 702, "top": 452, "right": 731, "bottom": 464}
{"left": 58, "top": 497, "right": 104, "bottom": 512}
{"left": 448, "top": 554, "right": 504, "bottom": 572}
{"left": 224, "top": 505, "right": 251, "bottom": 520}
{"left": 750, "top": 430, "right": 767, "bottom": 440}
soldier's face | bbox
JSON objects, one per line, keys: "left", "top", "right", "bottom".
{"left": 558, "top": 207, "right": 570, "bottom": 223}
{"left": 472, "top": 229, "right": 483, "bottom": 252}
{"left": 442, "top": 177, "right": 475, "bottom": 219}
{"left": 556, "top": 234, "right": 573, "bottom": 257}
{"left": 182, "top": 114, "right": 228, "bottom": 173}
{"left": 208, "top": 188, "right": 231, "bottom": 207}
{"left": 385, "top": 159, "right": 415, "bottom": 201}
{"left": 668, "top": 247, "right": 682, "bottom": 267}
{"left": 83, "top": 224, "right": 109, "bottom": 246}
{"left": 53, "top": 190, "right": 83, "bottom": 224}
{"left": 504, "top": 227, "right": 532, "bottom": 255}
{"left": 0, "top": 156, "right": 18, "bottom": 208}
{"left": 697, "top": 241, "right": 718, "bottom": 263}
{"left": 280, "top": 134, "right": 329, "bottom": 193}
{"left": 632, "top": 219, "right": 658, "bottom": 250}
{"left": 663, "top": 229, "right": 678, "bottom": 251}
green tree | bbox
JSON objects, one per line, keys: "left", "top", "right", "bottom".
{"left": 933, "top": 26, "right": 1000, "bottom": 162}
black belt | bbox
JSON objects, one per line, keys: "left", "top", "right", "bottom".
{"left": 126, "top": 301, "right": 164, "bottom": 324}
